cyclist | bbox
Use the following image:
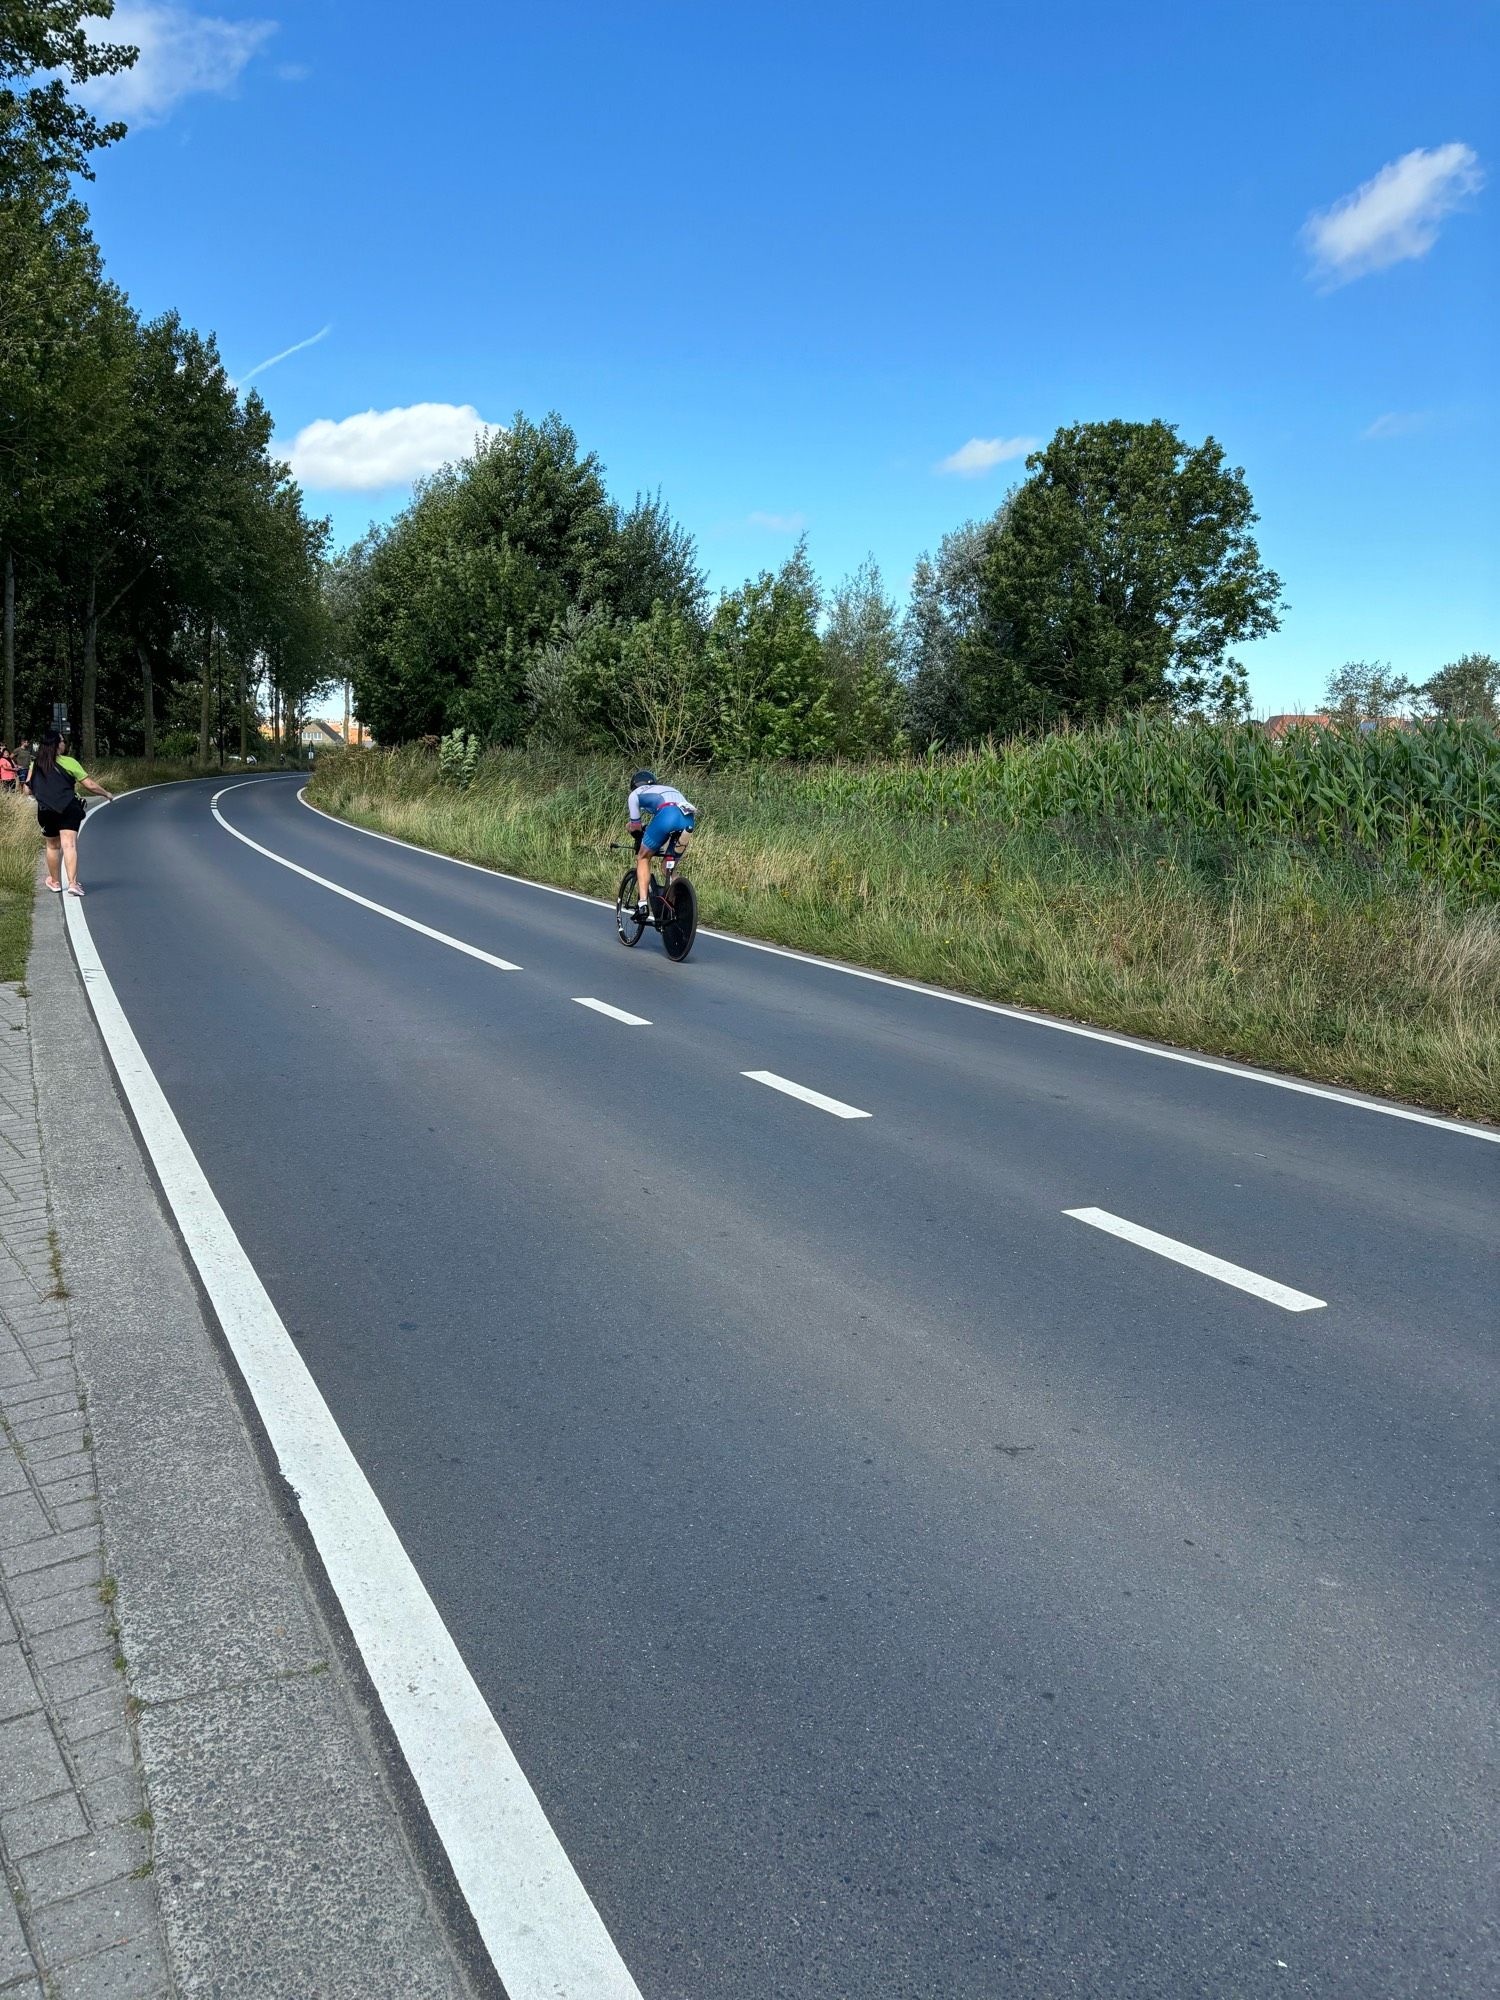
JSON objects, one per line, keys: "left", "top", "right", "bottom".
{"left": 627, "top": 768, "right": 695, "bottom": 919}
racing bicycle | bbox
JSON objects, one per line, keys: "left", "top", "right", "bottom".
{"left": 611, "top": 838, "right": 698, "bottom": 962}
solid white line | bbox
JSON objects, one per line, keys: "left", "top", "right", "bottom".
{"left": 742, "top": 1070, "right": 872, "bottom": 1119}
{"left": 1063, "top": 1207, "right": 1327, "bottom": 1312}
{"left": 293, "top": 788, "right": 1497, "bottom": 1146}
{"left": 212, "top": 782, "right": 520, "bottom": 971}
{"left": 57, "top": 893, "right": 643, "bottom": 1998}
{"left": 573, "top": 998, "right": 652, "bottom": 1026}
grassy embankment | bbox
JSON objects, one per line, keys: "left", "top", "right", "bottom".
{"left": 308, "top": 722, "right": 1500, "bottom": 1122}
{"left": 0, "top": 760, "right": 205, "bottom": 981}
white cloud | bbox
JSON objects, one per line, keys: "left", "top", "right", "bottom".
{"left": 935, "top": 435, "right": 1038, "bottom": 477}
{"left": 1302, "top": 143, "right": 1483, "bottom": 285}
{"left": 747, "top": 511, "right": 806, "bottom": 533}
{"left": 1361, "top": 410, "right": 1429, "bottom": 440}
{"left": 285, "top": 404, "right": 497, "bottom": 491}
{"left": 83, "top": 6, "right": 276, "bottom": 124}
{"left": 234, "top": 323, "right": 331, "bottom": 389}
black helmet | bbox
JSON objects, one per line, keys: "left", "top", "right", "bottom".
{"left": 630, "top": 768, "right": 656, "bottom": 788}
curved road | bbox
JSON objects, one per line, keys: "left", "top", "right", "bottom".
{"left": 69, "top": 775, "right": 1496, "bottom": 1999}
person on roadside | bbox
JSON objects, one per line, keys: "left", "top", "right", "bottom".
{"left": 23, "top": 731, "right": 111, "bottom": 897}
{"left": 0, "top": 748, "right": 15, "bottom": 793}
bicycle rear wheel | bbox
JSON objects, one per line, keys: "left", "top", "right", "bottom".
{"left": 615, "top": 869, "right": 646, "bottom": 946}
{"left": 659, "top": 876, "right": 697, "bottom": 961}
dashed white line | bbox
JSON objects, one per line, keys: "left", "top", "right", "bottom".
{"left": 59, "top": 874, "right": 641, "bottom": 1997}
{"left": 212, "top": 782, "right": 521, "bottom": 971}
{"left": 1063, "top": 1207, "right": 1327, "bottom": 1312}
{"left": 742, "top": 1071, "right": 872, "bottom": 1119}
{"left": 573, "top": 998, "right": 652, "bottom": 1026}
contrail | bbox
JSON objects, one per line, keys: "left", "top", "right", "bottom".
{"left": 234, "top": 323, "right": 332, "bottom": 388}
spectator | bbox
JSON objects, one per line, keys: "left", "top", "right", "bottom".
{"left": 23, "top": 731, "right": 112, "bottom": 896}
{"left": 0, "top": 748, "right": 15, "bottom": 793}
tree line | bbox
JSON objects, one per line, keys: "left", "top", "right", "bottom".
{"left": 1, "top": 2, "right": 330, "bottom": 762}
{"left": 337, "top": 413, "right": 1303, "bottom": 762}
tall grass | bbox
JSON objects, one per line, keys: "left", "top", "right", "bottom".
{"left": 309, "top": 730, "right": 1500, "bottom": 1122}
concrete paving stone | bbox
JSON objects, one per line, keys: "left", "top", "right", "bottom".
{"left": 49, "top": 1937, "right": 166, "bottom": 2000}
{"left": 0, "top": 1792, "right": 81, "bottom": 1864}
{"left": 55, "top": 1685, "right": 129, "bottom": 1743}
{"left": 0, "top": 1488, "right": 48, "bottom": 1546}
{"left": 0, "top": 1390, "right": 73, "bottom": 1424}
{"left": 28, "top": 1613, "right": 110, "bottom": 1670}
{"left": 53, "top": 1502, "right": 100, "bottom": 1536}
{"left": 0, "top": 1888, "right": 35, "bottom": 1987}
{"left": 3, "top": 1527, "right": 102, "bottom": 1581}
{"left": 9, "top": 1554, "right": 102, "bottom": 1608}
{"left": 0, "top": 1454, "right": 31, "bottom": 1496}
{"left": 0, "top": 1356, "right": 40, "bottom": 1393}
{"left": 0, "top": 1711, "right": 68, "bottom": 1811}
{"left": 30, "top": 1875, "right": 157, "bottom": 1972}
{"left": 10, "top": 1412, "right": 84, "bottom": 1447}
{"left": 34, "top": 1472, "right": 95, "bottom": 1509}
{"left": 16, "top": 1436, "right": 89, "bottom": 1470}
{"left": 17, "top": 1826, "right": 148, "bottom": 1910}
{"left": 81, "top": 1771, "right": 143, "bottom": 1831}
{"left": 19, "top": 1586, "right": 106, "bottom": 1637}
{"left": 41, "top": 1651, "right": 118, "bottom": 1706}
{"left": 69, "top": 1732, "right": 135, "bottom": 1791}
{"left": 0, "top": 1596, "right": 15, "bottom": 1643}
{"left": 0, "top": 1640, "right": 42, "bottom": 1722}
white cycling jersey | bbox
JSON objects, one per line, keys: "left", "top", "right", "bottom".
{"left": 627, "top": 783, "right": 696, "bottom": 824}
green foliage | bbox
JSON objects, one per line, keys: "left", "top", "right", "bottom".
{"left": 822, "top": 557, "right": 905, "bottom": 756}
{"left": 705, "top": 540, "right": 835, "bottom": 762}
{"left": 1418, "top": 653, "right": 1499, "bottom": 725}
{"left": 1, "top": 0, "right": 137, "bottom": 187}
{"left": 959, "top": 421, "right": 1281, "bottom": 735}
{"left": 437, "top": 727, "right": 480, "bottom": 786}
{"left": 1323, "top": 660, "right": 1415, "bottom": 725}
{"left": 345, "top": 415, "right": 704, "bottom": 746}
{"left": 902, "top": 510, "right": 1009, "bottom": 744}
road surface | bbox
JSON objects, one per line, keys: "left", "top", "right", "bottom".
{"left": 70, "top": 775, "right": 1496, "bottom": 1999}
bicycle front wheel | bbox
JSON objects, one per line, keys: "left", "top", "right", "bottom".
{"left": 659, "top": 876, "right": 697, "bottom": 962}
{"left": 616, "top": 870, "right": 646, "bottom": 946}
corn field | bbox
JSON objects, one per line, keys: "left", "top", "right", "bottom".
{"left": 751, "top": 718, "right": 1499, "bottom": 897}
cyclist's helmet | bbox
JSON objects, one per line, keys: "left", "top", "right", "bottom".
{"left": 630, "top": 768, "right": 656, "bottom": 789}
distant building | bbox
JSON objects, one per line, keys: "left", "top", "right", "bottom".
{"left": 1262, "top": 712, "right": 1331, "bottom": 739}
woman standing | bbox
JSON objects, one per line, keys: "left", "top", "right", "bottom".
{"left": 0, "top": 748, "right": 16, "bottom": 792}
{"left": 23, "top": 731, "right": 112, "bottom": 896}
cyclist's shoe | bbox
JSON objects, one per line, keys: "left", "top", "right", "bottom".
{"left": 635, "top": 899, "right": 651, "bottom": 920}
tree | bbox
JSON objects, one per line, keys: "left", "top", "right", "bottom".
{"left": 963, "top": 421, "right": 1281, "bottom": 734}
{"left": 1417, "top": 653, "right": 1499, "bottom": 725}
{"left": 706, "top": 541, "right": 834, "bottom": 763}
{"left": 822, "top": 557, "right": 903, "bottom": 755}
{"left": 1323, "top": 660, "right": 1414, "bottom": 727}
{"left": 901, "top": 510, "right": 1009, "bottom": 745}
{"left": 1, "top": 0, "right": 137, "bottom": 187}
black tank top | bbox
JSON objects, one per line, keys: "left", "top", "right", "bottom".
{"left": 29, "top": 760, "right": 79, "bottom": 813}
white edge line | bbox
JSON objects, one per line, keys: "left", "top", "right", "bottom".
{"left": 293, "top": 787, "right": 1498, "bottom": 1147}
{"left": 1064, "top": 1207, "right": 1327, "bottom": 1312}
{"left": 56, "top": 889, "right": 644, "bottom": 1998}
{"left": 742, "top": 1070, "right": 872, "bottom": 1119}
{"left": 573, "top": 998, "right": 652, "bottom": 1026}
{"left": 212, "top": 781, "right": 521, "bottom": 971}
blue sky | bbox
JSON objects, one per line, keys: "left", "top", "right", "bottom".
{"left": 79, "top": 0, "right": 1496, "bottom": 712}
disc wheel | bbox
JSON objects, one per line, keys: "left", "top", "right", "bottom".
{"left": 615, "top": 869, "right": 646, "bottom": 946}
{"left": 659, "top": 875, "right": 698, "bottom": 962}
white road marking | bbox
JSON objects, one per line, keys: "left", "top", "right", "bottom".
{"left": 742, "top": 1070, "right": 872, "bottom": 1119}
{"left": 212, "top": 781, "right": 520, "bottom": 971}
{"left": 1063, "top": 1207, "right": 1327, "bottom": 1312}
{"left": 573, "top": 998, "right": 651, "bottom": 1026}
{"left": 57, "top": 895, "right": 643, "bottom": 1999}
{"left": 294, "top": 785, "right": 1498, "bottom": 1147}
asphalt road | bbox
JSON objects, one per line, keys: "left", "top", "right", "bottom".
{"left": 73, "top": 774, "right": 1496, "bottom": 1999}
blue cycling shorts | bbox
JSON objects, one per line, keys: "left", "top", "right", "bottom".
{"left": 641, "top": 803, "right": 694, "bottom": 853}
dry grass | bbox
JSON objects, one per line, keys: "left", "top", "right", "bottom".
{"left": 309, "top": 746, "right": 1500, "bottom": 1123}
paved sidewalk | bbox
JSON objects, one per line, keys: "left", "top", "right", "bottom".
{"left": 0, "top": 978, "right": 167, "bottom": 1998}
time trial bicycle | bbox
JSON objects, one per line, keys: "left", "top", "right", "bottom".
{"left": 610, "top": 838, "right": 698, "bottom": 962}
